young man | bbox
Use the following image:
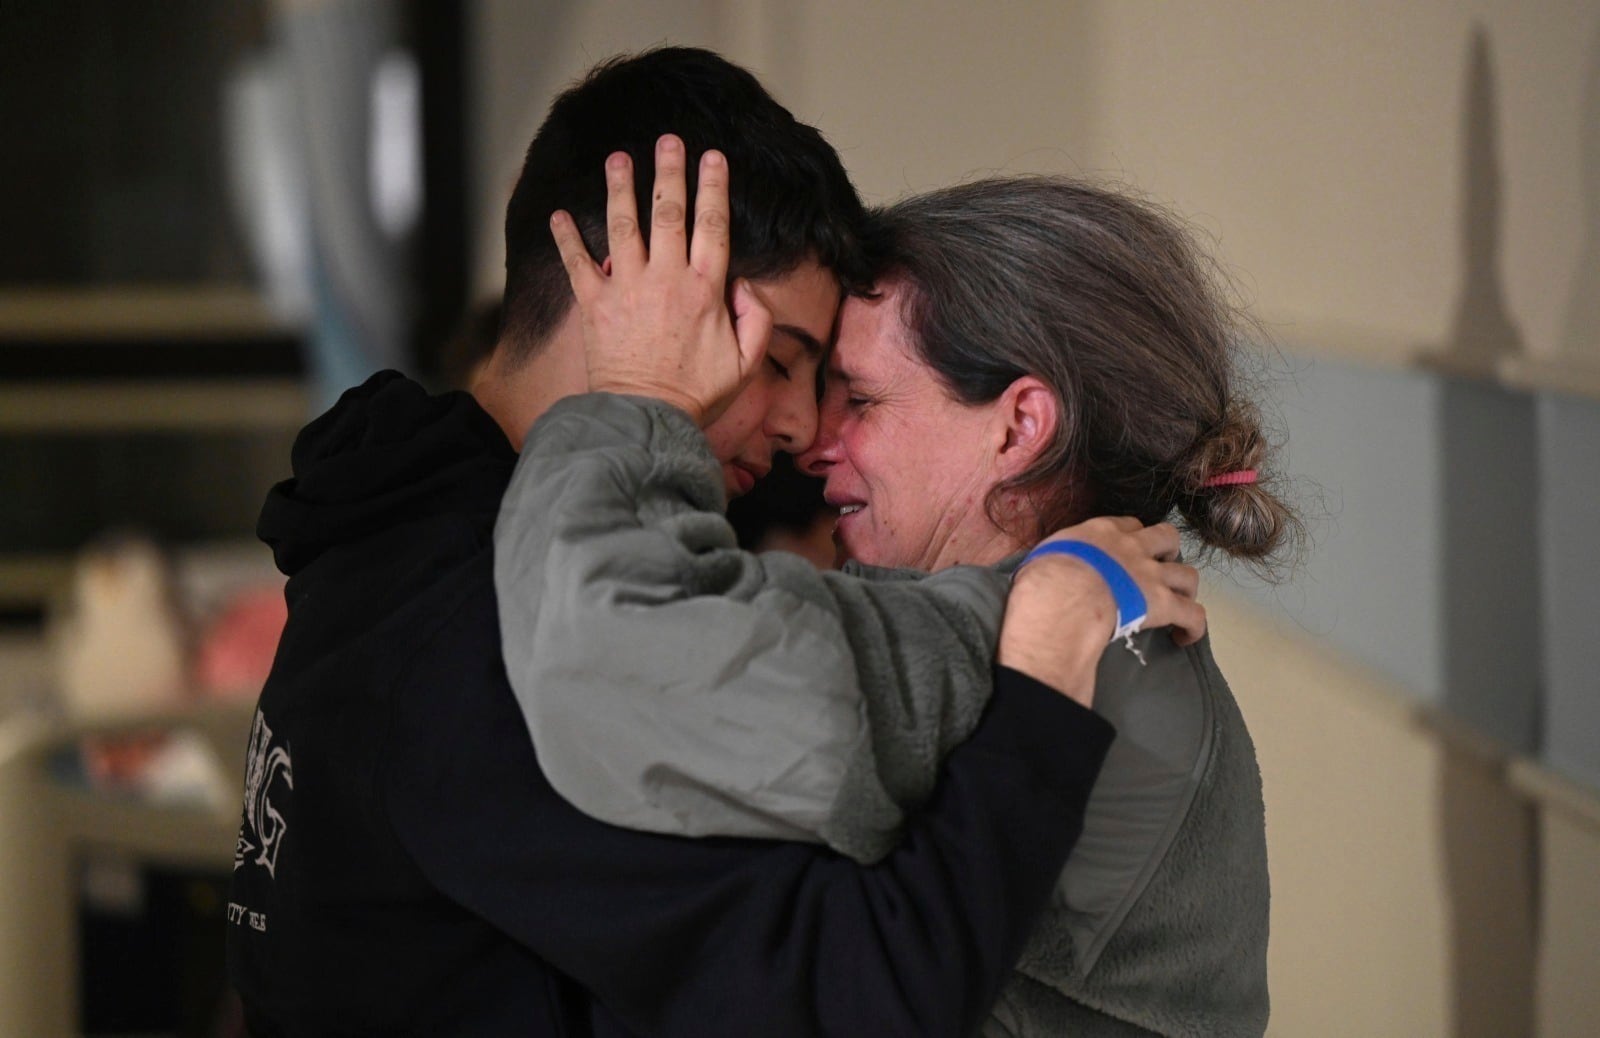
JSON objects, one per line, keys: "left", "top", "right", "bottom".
{"left": 227, "top": 48, "right": 1123, "bottom": 1035}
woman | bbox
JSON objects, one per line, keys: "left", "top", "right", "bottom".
{"left": 498, "top": 171, "right": 1296, "bottom": 1035}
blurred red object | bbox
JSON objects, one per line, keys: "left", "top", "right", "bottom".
{"left": 194, "top": 586, "right": 287, "bottom": 697}
{"left": 82, "top": 732, "right": 168, "bottom": 788}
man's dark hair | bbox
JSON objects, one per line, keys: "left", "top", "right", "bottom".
{"left": 501, "top": 46, "right": 871, "bottom": 365}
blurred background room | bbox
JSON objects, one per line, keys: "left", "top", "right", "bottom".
{"left": 1, "top": 2, "right": 1596, "bottom": 1035}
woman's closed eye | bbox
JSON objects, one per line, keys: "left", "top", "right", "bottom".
{"left": 767, "top": 356, "right": 792, "bottom": 380}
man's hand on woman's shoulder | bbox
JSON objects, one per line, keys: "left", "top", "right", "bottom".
{"left": 999, "top": 518, "right": 1204, "bottom": 708}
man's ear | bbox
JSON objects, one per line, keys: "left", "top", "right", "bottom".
{"left": 995, "top": 375, "right": 1060, "bottom": 478}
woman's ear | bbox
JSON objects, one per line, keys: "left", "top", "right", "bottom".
{"left": 995, "top": 375, "right": 1060, "bottom": 478}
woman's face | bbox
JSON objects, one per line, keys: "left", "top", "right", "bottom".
{"left": 797, "top": 284, "right": 1016, "bottom": 571}
{"left": 703, "top": 261, "right": 840, "bottom": 499}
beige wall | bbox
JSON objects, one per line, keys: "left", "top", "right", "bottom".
{"left": 1536, "top": 802, "right": 1600, "bottom": 1037}
{"left": 1082, "top": 2, "right": 1597, "bottom": 363}
{"left": 1208, "top": 591, "right": 1600, "bottom": 1037}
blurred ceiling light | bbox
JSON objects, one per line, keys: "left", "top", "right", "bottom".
{"left": 370, "top": 50, "right": 422, "bottom": 241}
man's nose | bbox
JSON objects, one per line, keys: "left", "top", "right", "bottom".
{"left": 768, "top": 383, "right": 819, "bottom": 455}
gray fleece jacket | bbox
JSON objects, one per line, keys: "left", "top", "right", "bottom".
{"left": 495, "top": 394, "right": 1269, "bottom": 1036}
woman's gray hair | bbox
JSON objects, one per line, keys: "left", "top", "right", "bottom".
{"left": 868, "top": 176, "right": 1300, "bottom": 570}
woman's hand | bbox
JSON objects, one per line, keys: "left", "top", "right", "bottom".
{"left": 999, "top": 518, "right": 1205, "bottom": 708}
{"left": 547, "top": 133, "right": 772, "bottom": 428}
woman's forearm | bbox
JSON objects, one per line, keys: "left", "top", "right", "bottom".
{"left": 495, "top": 392, "right": 1006, "bottom": 861}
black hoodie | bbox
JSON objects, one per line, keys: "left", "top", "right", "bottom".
{"left": 227, "top": 371, "right": 1114, "bottom": 1037}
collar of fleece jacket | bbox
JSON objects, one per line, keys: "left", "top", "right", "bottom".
{"left": 257, "top": 371, "right": 515, "bottom": 577}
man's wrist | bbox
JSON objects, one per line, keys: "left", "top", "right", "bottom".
{"left": 587, "top": 379, "right": 707, "bottom": 426}
{"left": 1008, "top": 554, "right": 1116, "bottom": 637}
{"left": 995, "top": 628, "right": 1103, "bottom": 708}
{"left": 997, "top": 557, "right": 1113, "bottom": 708}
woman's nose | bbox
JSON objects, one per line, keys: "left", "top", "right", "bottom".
{"left": 796, "top": 423, "right": 839, "bottom": 476}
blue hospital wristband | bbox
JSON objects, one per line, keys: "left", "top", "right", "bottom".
{"left": 1017, "top": 540, "right": 1149, "bottom": 649}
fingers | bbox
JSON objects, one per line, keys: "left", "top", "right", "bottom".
{"left": 549, "top": 211, "right": 604, "bottom": 300}
{"left": 1028, "top": 516, "right": 1207, "bottom": 646}
{"left": 650, "top": 134, "right": 690, "bottom": 265}
{"left": 596, "top": 137, "right": 725, "bottom": 278}
{"left": 729, "top": 279, "right": 773, "bottom": 382}
{"left": 1163, "top": 560, "right": 1201, "bottom": 601}
{"left": 1167, "top": 597, "right": 1208, "bottom": 647}
{"left": 1140, "top": 522, "right": 1182, "bottom": 562}
{"left": 1143, "top": 556, "right": 1203, "bottom": 645}
{"left": 605, "top": 152, "right": 645, "bottom": 275}
{"left": 689, "top": 150, "right": 731, "bottom": 283}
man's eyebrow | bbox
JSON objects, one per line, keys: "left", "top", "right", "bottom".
{"left": 774, "top": 324, "right": 827, "bottom": 359}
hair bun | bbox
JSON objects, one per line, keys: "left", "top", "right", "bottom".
{"left": 1178, "top": 409, "right": 1298, "bottom": 568}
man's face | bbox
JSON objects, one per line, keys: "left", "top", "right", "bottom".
{"left": 797, "top": 282, "right": 1005, "bottom": 570}
{"left": 703, "top": 259, "right": 841, "bottom": 499}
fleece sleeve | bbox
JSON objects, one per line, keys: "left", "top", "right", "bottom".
{"left": 386, "top": 609, "right": 1116, "bottom": 1038}
{"left": 494, "top": 392, "right": 1012, "bottom": 862}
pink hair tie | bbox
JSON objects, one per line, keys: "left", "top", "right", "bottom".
{"left": 1202, "top": 469, "right": 1258, "bottom": 488}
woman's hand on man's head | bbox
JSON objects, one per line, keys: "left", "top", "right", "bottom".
{"left": 998, "top": 518, "right": 1205, "bottom": 709}
{"left": 548, "top": 134, "right": 772, "bottom": 427}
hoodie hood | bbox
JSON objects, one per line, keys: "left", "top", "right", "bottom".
{"left": 259, "top": 371, "right": 515, "bottom": 575}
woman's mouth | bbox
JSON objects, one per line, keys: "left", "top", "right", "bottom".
{"left": 829, "top": 502, "right": 866, "bottom": 559}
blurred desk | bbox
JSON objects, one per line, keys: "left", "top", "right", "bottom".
{"left": 0, "top": 667, "right": 251, "bottom": 1036}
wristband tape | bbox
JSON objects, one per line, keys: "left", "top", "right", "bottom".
{"left": 1018, "top": 540, "right": 1149, "bottom": 647}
